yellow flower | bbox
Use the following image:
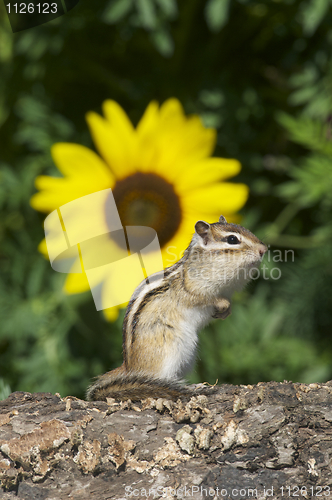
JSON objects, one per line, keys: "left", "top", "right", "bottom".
{"left": 30, "top": 98, "right": 248, "bottom": 321}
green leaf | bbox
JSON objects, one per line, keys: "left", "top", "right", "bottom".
{"left": 300, "top": 0, "right": 331, "bottom": 36}
{"left": 205, "top": 0, "right": 230, "bottom": 33}
{"left": 151, "top": 29, "right": 174, "bottom": 57}
{"left": 288, "top": 85, "right": 319, "bottom": 106}
{"left": 154, "top": 0, "right": 177, "bottom": 19}
{"left": 137, "top": 0, "right": 157, "bottom": 29}
{"left": 102, "top": 0, "right": 133, "bottom": 25}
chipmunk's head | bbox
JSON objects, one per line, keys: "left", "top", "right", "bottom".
{"left": 192, "top": 215, "right": 267, "bottom": 289}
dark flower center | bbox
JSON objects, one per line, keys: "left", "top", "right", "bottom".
{"left": 108, "top": 172, "right": 182, "bottom": 249}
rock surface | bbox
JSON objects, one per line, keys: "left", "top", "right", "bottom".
{"left": 0, "top": 381, "right": 332, "bottom": 499}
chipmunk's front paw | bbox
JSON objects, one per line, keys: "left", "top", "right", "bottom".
{"left": 212, "top": 298, "right": 231, "bottom": 320}
{"left": 213, "top": 309, "right": 231, "bottom": 319}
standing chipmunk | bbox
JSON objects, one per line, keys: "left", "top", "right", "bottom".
{"left": 87, "top": 215, "right": 267, "bottom": 401}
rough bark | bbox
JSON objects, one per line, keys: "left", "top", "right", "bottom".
{"left": 0, "top": 381, "right": 332, "bottom": 499}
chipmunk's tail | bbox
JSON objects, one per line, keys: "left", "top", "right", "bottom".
{"left": 86, "top": 367, "right": 212, "bottom": 402}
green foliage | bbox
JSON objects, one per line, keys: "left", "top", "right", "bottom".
{"left": 1, "top": 0, "right": 332, "bottom": 397}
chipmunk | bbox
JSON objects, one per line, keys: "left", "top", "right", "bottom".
{"left": 87, "top": 215, "right": 267, "bottom": 401}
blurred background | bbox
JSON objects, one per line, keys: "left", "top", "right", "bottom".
{"left": 1, "top": 0, "right": 332, "bottom": 400}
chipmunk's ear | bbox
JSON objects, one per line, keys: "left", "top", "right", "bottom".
{"left": 219, "top": 215, "right": 227, "bottom": 224}
{"left": 195, "top": 220, "right": 211, "bottom": 245}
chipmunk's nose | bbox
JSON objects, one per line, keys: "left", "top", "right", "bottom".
{"left": 259, "top": 243, "right": 268, "bottom": 258}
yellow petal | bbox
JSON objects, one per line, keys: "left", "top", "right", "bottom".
{"left": 135, "top": 99, "right": 216, "bottom": 179}
{"left": 136, "top": 100, "right": 159, "bottom": 137}
{"left": 30, "top": 176, "right": 108, "bottom": 213}
{"left": 135, "top": 101, "right": 160, "bottom": 170}
{"left": 182, "top": 183, "right": 249, "bottom": 216}
{"left": 103, "top": 306, "right": 120, "bottom": 321}
{"left": 30, "top": 189, "right": 83, "bottom": 213}
{"left": 176, "top": 158, "right": 241, "bottom": 193}
{"left": 86, "top": 111, "right": 136, "bottom": 179}
{"left": 34, "top": 176, "right": 108, "bottom": 191}
{"left": 38, "top": 238, "right": 48, "bottom": 257}
{"left": 51, "top": 143, "right": 115, "bottom": 185}
{"left": 156, "top": 109, "right": 215, "bottom": 161}
{"left": 64, "top": 270, "right": 91, "bottom": 294}
{"left": 102, "top": 100, "right": 138, "bottom": 172}
{"left": 159, "top": 98, "right": 185, "bottom": 126}
{"left": 102, "top": 100, "right": 135, "bottom": 136}
{"left": 144, "top": 120, "right": 216, "bottom": 181}
{"left": 176, "top": 115, "right": 216, "bottom": 160}
{"left": 101, "top": 253, "right": 146, "bottom": 308}
{"left": 81, "top": 234, "right": 135, "bottom": 310}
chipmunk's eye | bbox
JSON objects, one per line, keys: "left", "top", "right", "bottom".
{"left": 227, "top": 235, "right": 240, "bottom": 245}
